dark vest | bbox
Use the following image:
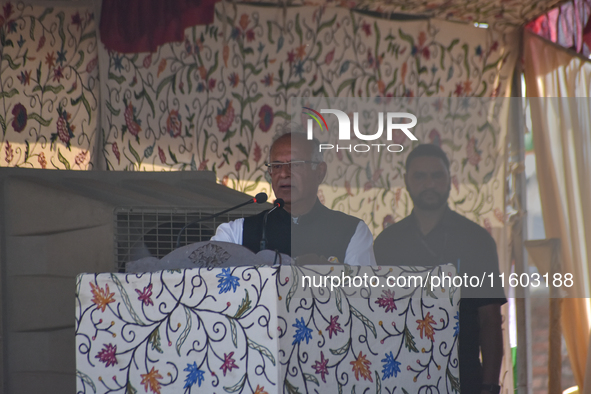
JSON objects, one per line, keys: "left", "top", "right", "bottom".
{"left": 242, "top": 200, "right": 360, "bottom": 263}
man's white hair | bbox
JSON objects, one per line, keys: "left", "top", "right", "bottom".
{"left": 270, "top": 122, "right": 324, "bottom": 163}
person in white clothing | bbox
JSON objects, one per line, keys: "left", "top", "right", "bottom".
{"left": 211, "top": 130, "right": 376, "bottom": 266}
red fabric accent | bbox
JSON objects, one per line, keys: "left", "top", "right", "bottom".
{"left": 583, "top": 14, "right": 591, "bottom": 51}
{"left": 100, "top": 0, "right": 217, "bottom": 53}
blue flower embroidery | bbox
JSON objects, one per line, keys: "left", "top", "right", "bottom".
{"left": 217, "top": 268, "right": 240, "bottom": 294}
{"left": 453, "top": 311, "right": 460, "bottom": 337}
{"left": 292, "top": 317, "right": 313, "bottom": 345}
{"left": 381, "top": 351, "right": 401, "bottom": 379}
{"left": 183, "top": 362, "right": 204, "bottom": 388}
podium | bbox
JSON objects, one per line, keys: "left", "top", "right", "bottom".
{"left": 76, "top": 243, "right": 460, "bottom": 393}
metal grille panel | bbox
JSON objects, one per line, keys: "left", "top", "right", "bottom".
{"left": 114, "top": 207, "right": 248, "bottom": 272}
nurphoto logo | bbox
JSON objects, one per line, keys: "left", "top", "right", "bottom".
{"left": 303, "top": 107, "right": 418, "bottom": 153}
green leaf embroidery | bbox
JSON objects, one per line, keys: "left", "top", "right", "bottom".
{"left": 330, "top": 338, "right": 351, "bottom": 356}
{"left": 350, "top": 305, "right": 377, "bottom": 338}
{"left": 176, "top": 307, "right": 192, "bottom": 356}
{"left": 149, "top": 327, "right": 163, "bottom": 353}
{"left": 247, "top": 338, "right": 276, "bottom": 366}
{"left": 223, "top": 373, "right": 247, "bottom": 393}
{"left": 110, "top": 274, "right": 145, "bottom": 325}
{"left": 234, "top": 289, "right": 252, "bottom": 318}
{"left": 58, "top": 149, "right": 70, "bottom": 169}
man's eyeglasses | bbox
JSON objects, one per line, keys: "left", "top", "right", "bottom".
{"left": 265, "top": 161, "right": 319, "bottom": 174}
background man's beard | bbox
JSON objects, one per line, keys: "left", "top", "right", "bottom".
{"left": 409, "top": 189, "right": 450, "bottom": 210}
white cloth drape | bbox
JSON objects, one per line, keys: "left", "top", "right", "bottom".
{"left": 523, "top": 29, "right": 591, "bottom": 393}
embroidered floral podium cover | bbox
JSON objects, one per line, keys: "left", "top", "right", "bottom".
{"left": 76, "top": 265, "right": 460, "bottom": 394}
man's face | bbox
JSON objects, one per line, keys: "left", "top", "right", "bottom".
{"left": 269, "top": 135, "right": 325, "bottom": 214}
{"left": 404, "top": 156, "right": 451, "bottom": 211}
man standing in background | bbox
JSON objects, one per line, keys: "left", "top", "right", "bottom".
{"left": 374, "top": 144, "right": 505, "bottom": 394}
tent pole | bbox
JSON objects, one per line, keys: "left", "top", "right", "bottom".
{"left": 510, "top": 26, "right": 533, "bottom": 394}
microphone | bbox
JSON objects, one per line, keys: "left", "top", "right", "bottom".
{"left": 175, "top": 192, "right": 268, "bottom": 249}
{"left": 260, "top": 198, "right": 285, "bottom": 251}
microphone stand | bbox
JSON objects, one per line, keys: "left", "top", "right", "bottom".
{"left": 260, "top": 198, "right": 284, "bottom": 251}
{"left": 175, "top": 192, "right": 268, "bottom": 249}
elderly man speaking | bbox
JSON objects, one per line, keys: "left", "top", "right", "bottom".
{"left": 211, "top": 131, "right": 376, "bottom": 266}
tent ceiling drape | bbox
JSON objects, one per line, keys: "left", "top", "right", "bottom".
{"left": 98, "top": 0, "right": 569, "bottom": 54}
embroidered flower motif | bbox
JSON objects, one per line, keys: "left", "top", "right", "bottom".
{"left": 166, "top": 110, "right": 182, "bottom": 138}
{"left": 361, "top": 21, "right": 371, "bottom": 36}
{"left": 287, "top": 49, "right": 296, "bottom": 64}
{"left": 253, "top": 385, "right": 269, "bottom": 394}
{"left": 466, "top": 137, "right": 482, "bottom": 167}
{"left": 258, "top": 105, "right": 273, "bottom": 132}
{"left": 260, "top": 73, "right": 273, "bottom": 87}
{"left": 350, "top": 351, "right": 373, "bottom": 382}
{"left": 123, "top": 99, "right": 142, "bottom": 140}
{"left": 326, "top": 315, "right": 344, "bottom": 339}
{"left": 416, "top": 312, "right": 436, "bottom": 341}
{"left": 411, "top": 31, "right": 430, "bottom": 60}
{"left": 136, "top": 283, "right": 153, "bottom": 306}
{"left": 11, "top": 103, "right": 27, "bottom": 133}
{"left": 383, "top": 214, "right": 395, "bottom": 229}
{"left": 17, "top": 70, "right": 31, "bottom": 85}
{"left": 51, "top": 105, "right": 76, "bottom": 149}
{"left": 253, "top": 142, "right": 262, "bottom": 163}
{"left": 292, "top": 317, "right": 313, "bottom": 345}
{"left": 220, "top": 352, "right": 238, "bottom": 376}
{"left": 112, "top": 142, "right": 121, "bottom": 164}
{"left": 375, "top": 289, "right": 397, "bottom": 313}
{"left": 381, "top": 351, "right": 401, "bottom": 379}
{"left": 239, "top": 14, "right": 250, "bottom": 30}
{"left": 38, "top": 152, "right": 47, "bottom": 169}
{"left": 494, "top": 208, "right": 504, "bottom": 223}
{"left": 95, "top": 343, "right": 117, "bottom": 367}
{"left": 140, "top": 366, "right": 163, "bottom": 394}
{"left": 5, "top": 141, "right": 13, "bottom": 164}
{"left": 53, "top": 66, "right": 64, "bottom": 83}
{"left": 45, "top": 52, "right": 56, "bottom": 69}
{"left": 74, "top": 151, "right": 88, "bottom": 167}
{"left": 198, "top": 159, "right": 209, "bottom": 171}
{"left": 453, "top": 311, "right": 460, "bottom": 337}
{"left": 71, "top": 12, "right": 83, "bottom": 29}
{"left": 36, "top": 35, "right": 46, "bottom": 52}
{"left": 216, "top": 267, "right": 240, "bottom": 294}
{"left": 216, "top": 100, "right": 235, "bottom": 133}
{"left": 325, "top": 48, "right": 335, "bottom": 65}
{"left": 158, "top": 146, "right": 166, "bottom": 164}
{"left": 90, "top": 282, "right": 115, "bottom": 312}
{"left": 428, "top": 129, "right": 441, "bottom": 146}
{"left": 228, "top": 72, "right": 240, "bottom": 88}
{"left": 143, "top": 54, "right": 152, "bottom": 68}
{"left": 312, "top": 351, "right": 329, "bottom": 383}
{"left": 184, "top": 362, "right": 205, "bottom": 388}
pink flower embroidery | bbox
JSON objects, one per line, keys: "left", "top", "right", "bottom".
{"left": 158, "top": 146, "right": 166, "bottom": 164}
{"left": 375, "top": 289, "right": 397, "bottom": 312}
{"left": 136, "top": 283, "right": 153, "bottom": 306}
{"left": 312, "top": 351, "right": 329, "bottom": 383}
{"left": 166, "top": 110, "right": 182, "bottom": 138}
{"left": 216, "top": 100, "right": 235, "bottom": 133}
{"left": 220, "top": 352, "right": 238, "bottom": 376}
{"left": 112, "top": 142, "right": 121, "bottom": 164}
{"left": 466, "top": 137, "right": 481, "bottom": 167}
{"left": 326, "top": 315, "right": 344, "bottom": 339}
{"left": 96, "top": 343, "right": 118, "bottom": 367}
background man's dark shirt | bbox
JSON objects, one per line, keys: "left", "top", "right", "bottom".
{"left": 373, "top": 208, "right": 506, "bottom": 393}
